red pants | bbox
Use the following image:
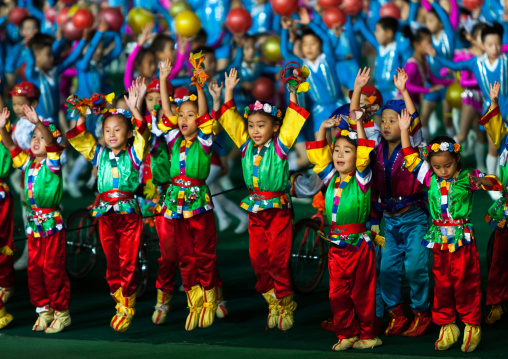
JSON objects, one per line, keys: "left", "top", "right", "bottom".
{"left": 487, "top": 227, "right": 508, "bottom": 305}
{"left": 28, "top": 230, "right": 70, "bottom": 311}
{"left": 248, "top": 208, "right": 293, "bottom": 299}
{"left": 155, "top": 215, "right": 178, "bottom": 293}
{"left": 0, "top": 196, "right": 14, "bottom": 288}
{"left": 329, "top": 241, "right": 376, "bottom": 339}
{"left": 432, "top": 244, "right": 481, "bottom": 326}
{"left": 174, "top": 210, "right": 219, "bottom": 291}
{"left": 99, "top": 213, "right": 143, "bottom": 297}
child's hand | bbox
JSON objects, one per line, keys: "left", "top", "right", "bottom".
{"left": 468, "top": 173, "right": 491, "bottom": 188}
{"left": 281, "top": 16, "right": 293, "bottom": 30}
{"left": 159, "top": 58, "right": 173, "bottom": 80}
{"left": 321, "top": 115, "right": 341, "bottom": 129}
{"left": 0, "top": 108, "right": 10, "bottom": 128}
{"left": 23, "top": 105, "right": 39, "bottom": 124}
{"left": 224, "top": 68, "right": 241, "bottom": 91}
{"left": 98, "top": 18, "right": 109, "bottom": 33}
{"left": 398, "top": 109, "right": 411, "bottom": 131}
{"left": 134, "top": 76, "right": 146, "bottom": 96}
{"left": 490, "top": 81, "right": 501, "bottom": 106}
{"left": 295, "top": 7, "right": 310, "bottom": 25}
{"left": 394, "top": 68, "right": 408, "bottom": 92}
{"left": 139, "top": 22, "right": 156, "bottom": 46}
{"left": 353, "top": 67, "right": 371, "bottom": 91}
{"left": 208, "top": 81, "right": 224, "bottom": 101}
{"left": 349, "top": 109, "right": 366, "bottom": 123}
{"left": 125, "top": 85, "right": 139, "bottom": 110}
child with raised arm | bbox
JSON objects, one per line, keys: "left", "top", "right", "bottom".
{"left": 307, "top": 109, "right": 382, "bottom": 351}
{"left": 66, "top": 86, "right": 149, "bottom": 332}
{"left": 0, "top": 105, "right": 69, "bottom": 333}
{"left": 399, "top": 109, "right": 502, "bottom": 353}
{"left": 212, "top": 68, "right": 309, "bottom": 332}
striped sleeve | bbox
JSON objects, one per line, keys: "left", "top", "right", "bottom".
{"left": 306, "top": 140, "right": 336, "bottom": 186}
{"left": 45, "top": 145, "right": 64, "bottom": 175}
{"left": 10, "top": 147, "right": 30, "bottom": 171}
{"left": 196, "top": 113, "right": 214, "bottom": 155}
{"left": 408, "top": 110, "right": 423, "bottom": 147}
{"left": 158, "top": 114, "right": 179, "bottom": 133}
{"left": 66, "top": 123, "right": 98, "bottom": 163}
{"left": 213, "top": 100, "right": 249, "bottom": 150}
{"left": 276, "top": 102, "right": 309, "bottom": 159}
{"left": 356, "top": 139, "right": 375, "bottom": 193}
{"left": 129, "top": 118, "right": 151, "bottom": 170}
{"left": 480, "top": 106, "right": 508, "bottom": 162}
{"left": 470, "top": 169, "right": 504, "bottom": 192}
{"left": 402, "top": 146, "right": 432, "bottom": 187}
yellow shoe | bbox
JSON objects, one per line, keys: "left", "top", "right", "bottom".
{"left": 352, "top": 337, "right": 383, "bottom": 349}
{"left": 152, "top": 290, "right": 173, "bottom": 325}
{"left": 332, "top": 336, "right": 358, "bottom": 351}
{"left": 486, "top": 305, "right": 504, "bottom": 325}
{"left": 0, "top": 306, "right": 13, "bottom": 329}
{"left": 110, "top": 293, "right": 136, "bottom": 332}
{"left": 215, "top": 287, "right": 228, "bottom": 319}
{"left": 278, "top": 292, "right": 297, "bottom": 331}
{"left": 435, "top": 322, "right": 460, "bottom": 350}
{"left": 185, "top": 285, "right": 203, "bottom": 331}
{"left": 199, "top": 287, "right": 218, "bottom": 329}
{"left": 33, "top": 307, "right": 55, "bottom": 332}
{"left": 461, "top": 324, "right": 481, "bottom": 353}
{"left": 0, "top": 287, "right": 14, "bottom": 304}
{"left": 262, "top": 289, "right": 279, "bottom": 329}
{"left": 45, "top": 310, "right": 71, "bottom": 334}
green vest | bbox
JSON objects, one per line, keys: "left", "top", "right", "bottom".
{"left": 0, "top": 143, "right": 12, "bottom": 198}
{"left": 487, "top": 165, "right": 508, "bottom": 224}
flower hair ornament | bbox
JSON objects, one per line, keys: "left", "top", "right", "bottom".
{"left": 101, "top": 108, "right": 135, "bottom": 128}
{"left": 170, "top": 94, "right": 198, "bottom": 114}
{"left": 30, "top": 120, "right": 63, "bottom": 144}
{"left": 336, "top": 129, "right": 358, "bottom": 142}
{"left": 189, "top": 51, "right": 209, "bottom": 90}
{"left": 281, "top": 61, "right": 311, "bottom": 94}
{"left": 66, "top": 93, "right": 115, "bottom": 117}
{"left": 244, "top": 101, "right": 283, "bottom": 121}
{"left": 423, "top": 142, "right": 462, "bottom": 157}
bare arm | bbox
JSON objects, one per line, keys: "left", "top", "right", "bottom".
{"left": 24, "top": 105, "right": 56, "bottom": 146}
{"left": 350, "top": 67, "right": 371, "bottom": 112}
{"left": 394, "top": 68, "right": 416, "bottom": 114}
{"left": 209, "top": 81, "right": 223, "bottom": 113}
{"left": 0, "top": 108, "right": 15, "bottom": 151}
{"left": 317, "top": 116, "right": 340, "bottom": 142}
{"left": 224, "top": 68, "right": 240, "bottom": 104}
{"left": 159, "top": 59, "right": 174, "bottom": 118}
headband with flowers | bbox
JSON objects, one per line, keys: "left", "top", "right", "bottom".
{"left": 101, "top": 108, "right": 135, "bottom": 128}
{"left": 66, "top": 93, "right": 115, "bottom": 117}
{"left": 244, "top": 101, "right": 283, "bottom": 120}
{"left": 44, "top": 121, "right": 62, "bottom": 139}
{"left": 170, "top": 94, "right": 198, "bottom": 114}
{"left": 423, "top": 142, "right": 462, "bottom": 157}
{"left": 335, "top": 129, "right": 358, "bottom": 142}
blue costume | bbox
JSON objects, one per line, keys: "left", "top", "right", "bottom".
{"left": 242, "top": 0, "right": 278, "bottom": 35}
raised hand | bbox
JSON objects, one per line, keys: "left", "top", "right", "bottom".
{"left": 0, "top": 108, "right": 10, "bottom": 128}
{"left": 490, "top": 81, "right": 501, "bottom": 106}
{"left": 98, "top": 18, "right": 109, "bottom": 33}
{"left": 394, "top": 68, "right": 408, "bottom": 92}
{"left": 134, "top": 76, "right": 147, "bottom": 96}
{"left": 23, "top": 105, "right": 39, "bottom": 124}
{"left": 139, "top": 22, "right": 156, "bottom": 46}
{"left": 354, "top": 67, "right": 371, "bottom": 91}
{"left": 159, "top": 58, "right": 173, "bottom": 80}
{"left": 321, "top": 115, "right": 341, "bottom": 129}
{"left": 224, "top": 68, "right": 241, "bottom": 91}
{"left": 398, "top": 109, "right": 411, "bottom": 131}
{"left": 125, "top": 85, "right": 139, "bottom": 111}
{"left": 280, "top": 16, "right": 293, "bottom": 30}
{"left": 208, "top": 81, "right": 224, "bottom": 101}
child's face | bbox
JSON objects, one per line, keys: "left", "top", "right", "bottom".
{"left": 375, "top": 25, "right": 394, "bottom": 46}
{"left": 430, "top": 151, "right": 459, "bottom": 180}
{"left": 414, "top": 34, "right": 432, "bottom": 54}
{"left": 247, "top": 113, "right": 279, "bottom": 146}
{"left": 484, "top": 34, "right": 501, "bottom": 61}
{"left": 35, "top": 46, "right": 54, "bottom": 71}
{"left": 178, "top": 102, "right": 199, "bottom": 139}
{"left": 157, "top": 41, "right": 176, "bottom": 63}
{"left": 425, "top": 12, "right": 442, "bottom": 35}
{"left": 243, "top": 38, "right": 256, "bottom": 63}
{"left": 381, "top": 109, "right": 402, "bottom": 142}
{"left": 115, "top": 98, "right": 128, "bottom": 110}
{"left": 302, "top": 34, "right": 322, "bottom": 62}
{"left": 30, "top": 127, "right": 47, "bottom": 157}
{"left": 202, "top": 52, "right": 217, "bottom": 76}
{"left": 139, "top": 52, "right": 157, "bottom": 79}
{"left": 146, "top": 92, "right": 161, "bottom": 113}
{"left": 332, "top": 137, "right": 357, "bottom": 174}
{"left": 103, "top": 115, "right": 132, "bottom": 150}
{"left": 20, "top": 19, "right": 39, "bottom": 39}
{"left": 12, "top": 95, "right": 33, "bottom": 118}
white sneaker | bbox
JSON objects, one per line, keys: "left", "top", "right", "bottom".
{"left": 489, "top": 191, "right": 503, "bottom": 201}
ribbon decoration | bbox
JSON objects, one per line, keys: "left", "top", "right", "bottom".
{"left": 66, "top": 93, "right": 115, "bottom": 118}
{"left": 281, "top": 61, "right": 311, "bottom": 93}
{"left": 189, "top": 51, "right": 209, "bottom": 90}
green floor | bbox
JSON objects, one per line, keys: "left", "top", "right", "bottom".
{"left": 1, "top": 162, "right": 508, "bottom": 359}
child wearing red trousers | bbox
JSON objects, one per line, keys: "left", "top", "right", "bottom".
{"left": 66, "top": 85, "right": 149, "bottom": 332}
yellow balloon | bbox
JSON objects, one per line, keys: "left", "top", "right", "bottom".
{"left": 262, "top": 35, "right": 282, "bottom": 63}
{"left": 127, "top": 7, "right": 155, "bottom": 35}
{"left": 446, "top": 83, "right": 464, "bottom": 109}
{"left": 175, "top": 10, "right": 201, "bottom": 37}
{"left": 68, "top": 4, "right": 87, "bottom": 17}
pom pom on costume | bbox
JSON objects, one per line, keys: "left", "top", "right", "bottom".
{"left": 189, "top": 51, "right": 209, "bottom": 90}
{"left": 66, "top": 93, "right": 115, "bottom": 118}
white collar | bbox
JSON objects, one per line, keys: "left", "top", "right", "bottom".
{"left": 304, "top": 53, "right": 326, "bottom": 73}
{"left": 479, "top": 53, "right": 500, "bottom": 72}
{"left": 379, "top": 41, "right": 396, "bottom": 57}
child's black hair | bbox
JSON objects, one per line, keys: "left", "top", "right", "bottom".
{"left": 134, "top": 47, "right": 156, "bottom": 69}
{"left": 103, "top": 113, "right": 133, "bottom": 134}
{"left": 29, "top": 33, "right": 54, "bottom": 53}
{"left": 247, "top": 101, "right": 283, "bottom": 127}
{"left": 113, "top": 92, "right": 128, "bottom": 107}
{"left": 20, "top": 16, "right": 41, "bottom": 31}
{"left": 192, "top": 45, "right": 215, "bottom": 58}
{"left": 334, "top": 135, "right": 357, "bottom": 148}
{"left": 460, "top": 21, "right": 487, "bottom": 42}
{"left": 179, "top": 100, "right": 199, "bottom": 113}
{"left": 481, "top": 22, "right": 504, "bottom": 43}
{"left": 377, "top": 16, "right": 399, "bottom": 36}
{"left": 152, "top": 34, "right": 175, "bottom": 54}
{"left": 401, "top": 25, "right": 432, "bottom": 46}
{"left": 427, "top": 135, "right": 461, "bottom": 163}
{"left": 300, "top": 27, "right": 323, "bottom": 48}
{"left": 193, "top": 29, "right": 208, "bottom": 46}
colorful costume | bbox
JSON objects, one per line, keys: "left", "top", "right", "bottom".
{"left": 11, "top": 144, "right": 70, "bottom": 333}
{"left": 66, "top": 117, "right": 149, "bottom": 332}
{"left": 403, "top": 146, "right": 501, "bottom": 352}
{"left": 214, "top": 99, "right": 308, "bottom": 331}
{"left": 307, "top": 137, "right": 381, "bottom": 349}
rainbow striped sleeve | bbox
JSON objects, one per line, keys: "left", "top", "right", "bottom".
{"left": 356, "top": 139, "right": 375, "bottom": 193}
{"left": 212, "top": 100, "right": 249, "bottom": 150}
{"left": 408, "top": 110, "right": 423, "bottom": 147}
{"left": 66, "top": 122, "right": 98, "bottom": 163}
{"left": 196, "top": 113, "right": 214, "bottom": 155}
{"left": 10, "top": 147, "right": 30, "bottom": 171}
{"left": 402, "top": 147, "right": 432, "bottom": 187}
{"left": 45, "top": 145, "right": 64, "bottom": 175}
{"left": 277, "top": 102, "right": 310, "bottom": 159}
{"left": 470, "top": 169, "right": 504, "bottom": 192}
{"left": 158, "top": 114, "right": 179, "bottom": 133}
{"left": 306, "top": 140, "right": 335, "bottom": 186}
{"left": 480, "top": 106, "right": 508, "bottom": 161}
{"left": 129, "top": 118, "right": 150, "bottom": 170}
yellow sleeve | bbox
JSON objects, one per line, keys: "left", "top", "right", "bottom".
{"left": 480, "top": 106, "right": 508, "bottom": 150}
{"left": 214, "top": 100, "right": 249, "bottom": 149}
{"left": 132, "top": 119, "right": 151, "bottom": 165}
{"left": 195, "top": 113, "right": 214, "bottom": 135}
{"left": 278, "top": 101, "right": 309, "bottom": 150}
{"left": 306, "top": 140, "right": 333, "bottom": 177}
{"left": 356, "top": 139, "right": 375, "bottom": 173}
{"left": 157, "top": 114, "right": 179, "bottom": 133}
{"left": 10, "top": 147, "right": 30, "bottom": 169}
{"left": 66, "top": 123, "right": 98, "bottom": 162}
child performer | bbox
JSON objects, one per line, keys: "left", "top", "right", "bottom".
{"left": 353, "top": 68, "right": 431, "bottom": 336}
{"left": 212, "top": 68, "right": 309, "bottom": 331}
{"left": 399, "top": 111, "right": 502, "bottom": 352}
{"left": 0, "top": 105, "right": 70, "bottom": 333}
{"left": 480, "top": 82, "right": 508, "bottom": 324}
{"left": 306, "top": 110, "right": 382, "bottom": 351}
{"left": 66, "top": 87, "right": 149, "bottom": 332}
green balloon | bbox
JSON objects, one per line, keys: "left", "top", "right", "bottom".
{"left": 262, "top": 36, "right": 282, "bottom": 63}
{"left": 170, "top": 1, "right": 191, "bottom": 19}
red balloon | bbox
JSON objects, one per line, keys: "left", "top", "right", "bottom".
{"left": 462, "top": 0, "right": 484, "bottom": 11}
{"left": 271, "top": 0, "right": 299, "bottom": 17}
{"left": 60, "top": 0, "right": 76, "bottom": 3}
{"left": 72, "top": 9, "right": 94, "bottom": 29}
{"left": 226, "top": 8, "right": 252, "bottom": 34}
{"left": 45, "top": 7, "right": 58, "bottom": 24}
{"left": 57, "top": 8, "right": 70, "bottom": 25}
{"left": 318, "top": 0, "right": 341, "bottom": 10}
{"left": 62, "top": 19, "right": 84, "bottom": 41}
{"left": 98, "top": 7, "right": 125, "bottom": 32}
{"left": 342, "top": 0, "right": 363, "bottom": 15}
{"left": 323, "top": 8, "right": 346, "bottom": 29}
{"left": 380, "top": 3, "right": 401, "bottom": 20}
{"left": 252, "top": 77, "right": 275, "bottom": 102}
{"left": 8, "top": 7, "right": 28, "bottom": 26}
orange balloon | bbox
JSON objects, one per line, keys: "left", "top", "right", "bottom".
{"left": 175, "top": 10, "right": 201, "bottom": 37}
